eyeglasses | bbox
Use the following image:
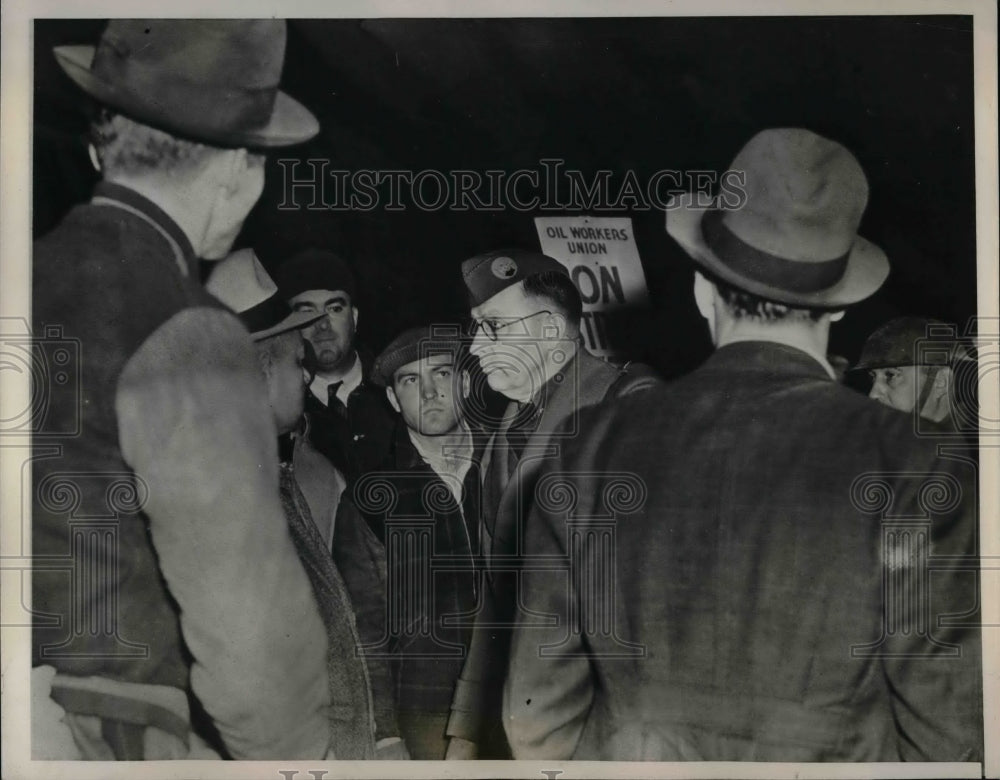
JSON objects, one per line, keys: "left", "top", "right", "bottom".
{"left": 468, "top": 310, "right": 552, "bottom": 342}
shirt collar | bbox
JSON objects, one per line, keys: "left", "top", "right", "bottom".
{"left": 309, "top": 351, "right": 363, "bottom": 406}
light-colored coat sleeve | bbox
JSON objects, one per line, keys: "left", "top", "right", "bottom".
{"left": 116, "top": 307, "right": 333, "bottom": 759}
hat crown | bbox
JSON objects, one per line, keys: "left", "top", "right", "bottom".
{"left": 726, "top": 128, "right": 869, "bottom": 263}
{"left": 95, "top": 20, "right": 286, "bottom": 93}
{"left": 54, "top": 19, "right": 318, "bottom": 147}
{"left": 462, "top": 248, "right": 568, "bottom": 307}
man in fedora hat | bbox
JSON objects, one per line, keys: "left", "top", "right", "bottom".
{"left": 205, "top": 250, "right": 408, "bottom": 760}
{"left": 855, "top": 316, "right": 978, "bottom": 435}
{"left": 445, "top": 250, "right": 660, "bottom": 758}
{"left": 31, "top": 20, "right": 337, "bottom": 760}
{"left": 503, "top": 129, "right": 981, "bottom": 761}
{"left": 274, "top": 250, "right": 396, "bottom": 506}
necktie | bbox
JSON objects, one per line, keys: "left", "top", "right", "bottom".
{"left": 327, "top": 381, "right": 346, "bottom": 416}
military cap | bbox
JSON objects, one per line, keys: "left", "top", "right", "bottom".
{"left": 371, "top": 325, "right": 462, "bottom": 388}
{"left": 461, "top": 248, "right": 569, "bottom": 307}
{"left": 854, "top": 316, "right": 973, "bottom": 371}
{"left": 273, "top": 249, "right": 357, "bottom": 302}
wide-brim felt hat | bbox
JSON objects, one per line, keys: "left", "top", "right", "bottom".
{"left": 54, "top": 19, "right": 318, "bottom": 148}
{"left": 666, "top": 127, "right": 889, "bottom": 308}
{"left": 206, "top": 249, "right": 323, "bottom": 340}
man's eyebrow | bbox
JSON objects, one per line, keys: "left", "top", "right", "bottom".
{"left": 323, "top": 295, "right": 348, "bottom": 306}
{"left": 395, "top": 371, "right": 418, "bottom": 381}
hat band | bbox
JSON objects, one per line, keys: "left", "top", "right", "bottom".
{"left": 701, "top": 210, "right": 849, "bottom": 294}
{"left": 240, "top": 293, "right": 293, "bottom": 335}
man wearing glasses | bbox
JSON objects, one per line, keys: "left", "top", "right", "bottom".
{"left": 444, "top": 249, "right": 660, "bottom": 758}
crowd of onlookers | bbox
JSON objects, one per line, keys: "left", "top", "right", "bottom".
{"left": 30, "top": 18, "right": 981, "bottom": 763}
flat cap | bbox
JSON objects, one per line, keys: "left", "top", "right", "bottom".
{"left": 371, "top": 325, "right": 463, "bottom": 387}
{"left": 273, "top": 249, "right": 356, "bottom": 301}
{"left": 461, "top": 248, "right": 569, "bottom": 307}
{"left": 854, "top": 316, "right": 974, "bottom": 370}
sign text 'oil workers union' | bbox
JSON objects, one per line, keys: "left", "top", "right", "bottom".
{"left": 535, "top": 216, "right": 650, "bottom": 360}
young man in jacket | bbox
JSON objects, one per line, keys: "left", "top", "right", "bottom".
{"left": 362, "top": 325, "right": 485, "bottom": 758}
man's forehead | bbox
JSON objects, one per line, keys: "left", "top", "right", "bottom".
{"left": 394, "top": 352, "right": 456, "bottom": 379}
{"left": 289, "top": 288, "right": 352, "bottom": 303}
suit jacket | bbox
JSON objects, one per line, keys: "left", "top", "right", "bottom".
{"left": 305, "top": 353, "right": 395, "bottom": 492}
{"left": 446, "top": 348, "right": 661, "bottom": 747}
{"left": 504, "top": 341, "right": 982, "bottom": 761}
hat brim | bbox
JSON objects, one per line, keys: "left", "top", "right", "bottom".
{"left": 666, "top": 196, "right": 890, "bottom": 308}
{"left": 251, "top": 310, "right": 323, "bottom": 342}
{"left": 55, "top": 45, "right": 319, "bottom": 148}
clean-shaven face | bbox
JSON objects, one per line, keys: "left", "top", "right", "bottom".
{"left": 388, "top": 355, "right": 463, "bottom": 436}
{"left": 468, "top": 282, "right": 553, "bottom": 402}
{"left": 289, "top": 289, "right": 358, "bottom": 373}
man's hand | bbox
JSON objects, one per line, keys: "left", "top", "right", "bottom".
{"left": 445, "top": 736, "right": 478, "bottom": 759}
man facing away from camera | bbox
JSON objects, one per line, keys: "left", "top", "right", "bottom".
{"left": 32, "top": 20, "right": 337, "bottom": 760}
{"left": 445, "top": 252, "right": 661, "bottom": 758}
{"left": 503, "top": 128, "right": 982, "bottom": 761}
{"left": 360, "top": 325, "right": 485, "bottom": 759}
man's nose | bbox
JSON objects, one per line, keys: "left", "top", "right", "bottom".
{"left": 868, "top": 379, "right": 886, "bottom": 402}
{"left": 314, "top": 314, "right": 332, "bottom": 332}
{"left": 422, "top": 380, "right": 439, "bottom": 400}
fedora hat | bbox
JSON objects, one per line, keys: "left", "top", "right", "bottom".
{"left": 54, "top": 19, "right": 318, "bottom": 148}
{"left": 666, "top": 128, "right": 889, "bottom": 308}
{"left": 206, "top": 249, "right": 323, "bottom": 341}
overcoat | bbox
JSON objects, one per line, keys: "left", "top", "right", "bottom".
{"left": 504, "top": 341, "right": 982, "bottom": 761}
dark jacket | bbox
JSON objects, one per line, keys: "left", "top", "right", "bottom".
{"left": 504, "top": 341, "right": 982, "bottom": 761}
{"left": 446, "top": 348, "right": 662, "bottom": 749}
{"left": 305, "top": 353, "right": 395, "bottom": 491}
{"left": 356, "top": 423, "right": 484, "bottom": 749}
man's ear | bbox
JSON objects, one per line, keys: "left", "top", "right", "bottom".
{"left": 461, "top": 369, "right": 471, "bottom": 400}
{"left": 386, "top": 385, "right": 401, "bottom": 413}
{"left": 933, "top": 367, "right": 953, "bottom": 397}
{"left": 829, "top": 310, "right": 846, "bottom": 323}
{"left": 352, "top": 307, "right": 360, "bottom": 329}
{"left": 693, "top": 271, "right": 716, "bottom": 322}
{"left": 543, "top": 311, "right": 566, "bottom": 340}
{"left": 87, "top": 143, "right": 102, "bottom": 173}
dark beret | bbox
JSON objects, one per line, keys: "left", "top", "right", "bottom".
{"left": 461, "top": 248, "right": 569, "bottom": 307}
{"left": 273, "top": 248, "right": 357, "bottom": 301}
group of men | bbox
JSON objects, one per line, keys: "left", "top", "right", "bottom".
{"left": 30, "top": 18, "right": 981, "bottom": 764}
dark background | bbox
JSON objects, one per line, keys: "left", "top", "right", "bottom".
{"left": 33, "top": 16, "right": 978, "bottom": 380}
